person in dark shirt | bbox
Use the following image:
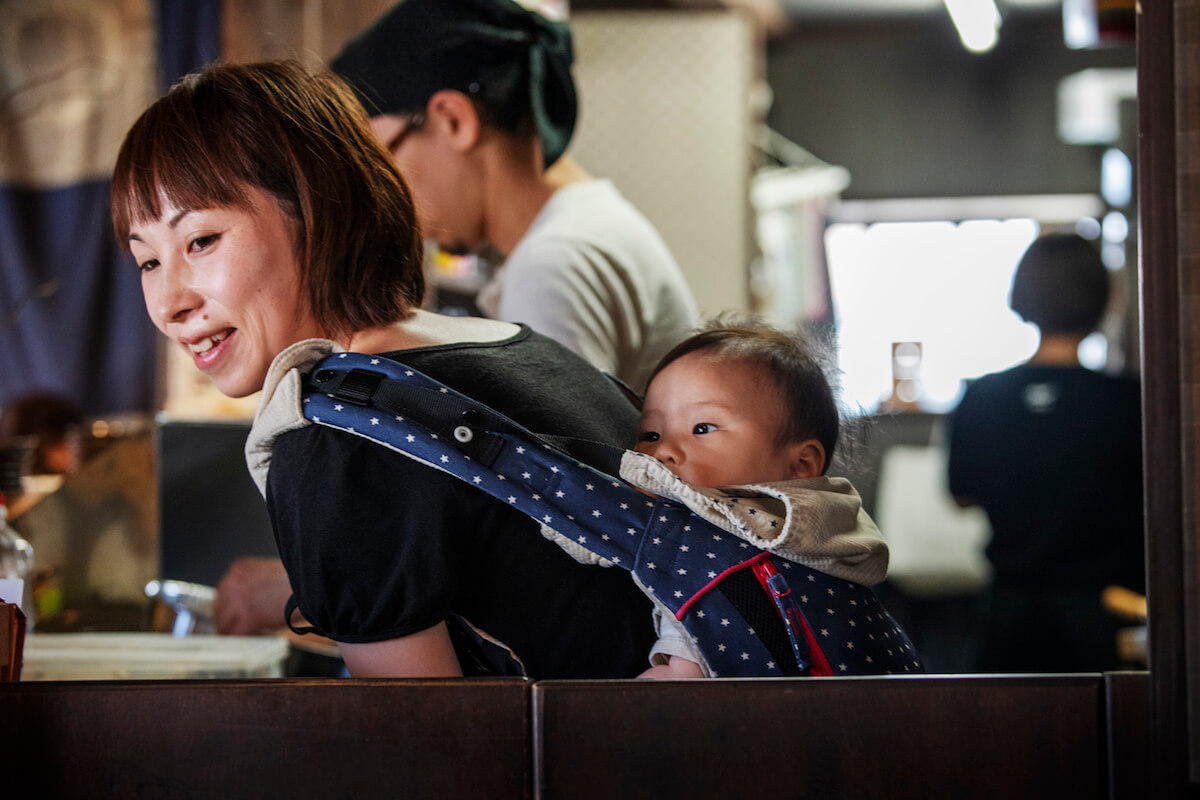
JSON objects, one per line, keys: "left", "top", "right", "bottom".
{"left": 111, "top": 60, "right": 654, "bottom": 678}
{"left": 948, "top": 233, "right": 1144, "bottom": 672}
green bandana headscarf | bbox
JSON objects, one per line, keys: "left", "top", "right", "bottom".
{"left": 332, "top": 0, "right": 577, "bottom": 168}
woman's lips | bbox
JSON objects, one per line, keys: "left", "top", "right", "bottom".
{"left": 188, "top": 328, "right": 235, "bottom": 370}
{"left": 188, "top": 329, "right": 232, "bottom": 354}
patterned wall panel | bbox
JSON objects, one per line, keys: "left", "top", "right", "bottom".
{"left": 222, "top": 0, "right": 395, "bottom": 65}
{"left": 0, "top": 0, "right": 156, "bottom": 187}
{"left": 569, "top": 10, "right": 757, "bottom": 316}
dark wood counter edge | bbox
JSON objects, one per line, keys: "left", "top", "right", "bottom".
{"left": 0, "top": 675, "right": 532, "bottom": 689}
{"left": 0, "top": 676, "right": 534, "bottom": 800}
{"left": 529, "top": 673, "right": 1114, "bottom": 800}
{"left": 0, "top": 673, "right": 1149, "bottom": 799}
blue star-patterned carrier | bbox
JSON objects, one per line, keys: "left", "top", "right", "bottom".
{"left": 302, "top": 352, "right": 923, "bottom": 678}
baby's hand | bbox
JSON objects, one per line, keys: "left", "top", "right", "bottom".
{"left": 637, "top": 656, "right": 704, "bottom": 679}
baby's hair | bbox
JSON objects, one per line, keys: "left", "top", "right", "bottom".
{"left": 650, "top": 314, "right": 840, "bottom": 473}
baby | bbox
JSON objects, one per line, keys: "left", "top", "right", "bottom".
{"left": 631, "top": 319, "right": 879, "bottom": 679}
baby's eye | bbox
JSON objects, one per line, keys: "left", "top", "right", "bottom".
{"left": 693, "top": 423, "right": 715, "bottom": 435}
{"left": 638, "top": 431, "right": 660, "bottom": 443}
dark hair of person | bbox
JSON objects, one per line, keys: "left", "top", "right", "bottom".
{"left": 0, "top": 392, "right": 84, "bottom": 475}
{"left": 111, "top": 60, "right": 424, "bottom": 338}
{"left": 650, "top": 316, "right": 841, "bottom": 474}
{"left": 1009, "top": 233, "right": 1109, "bottom": 336}
{"left": 330, "top": 0, "right": 577, "bottom": 168}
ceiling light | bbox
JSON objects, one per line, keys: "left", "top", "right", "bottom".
{"left": 944, "top": 0, "right": 1002, "bottom": 53}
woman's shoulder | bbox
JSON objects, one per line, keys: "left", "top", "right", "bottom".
{"left": 966, "top": 362, "right": 1134, "bottom": 390}
{"left": 354, "top": 311, "right": 523, "bottom": 354}
{"left": 380, "top": 327, "right": 640, "bottom": 445}
{"left": 958, "top": 364, "right": 1140, "bottom": 418}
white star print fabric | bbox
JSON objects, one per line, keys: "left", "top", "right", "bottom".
{"left": 246, "top": 344, "right": 923, "bottom": 678}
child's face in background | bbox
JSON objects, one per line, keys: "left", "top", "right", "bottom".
{"left": 636, "top": 351, "right": 818, "bottom": 487}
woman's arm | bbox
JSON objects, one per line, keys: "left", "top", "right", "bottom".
{"left": 338, "top": 621, "right": 464, "bottom": 678}
{"left": 268, "top": 427, "right": 472, "bottom": 672}
{"left": 214, "top": 557, "right": 293, "bottom": 635}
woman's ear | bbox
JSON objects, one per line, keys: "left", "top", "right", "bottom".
{"left": 787, "top": 439, "right": 827, "bottom": 480}
{"left": 425, "top": 89, "right": 481, "bottom": 153}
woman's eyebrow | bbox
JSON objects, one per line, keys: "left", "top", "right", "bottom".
{"left": 167, "top": 209, "right": 196, "bottom": 228}
{"left": 127, "top": 209, "right": 196, "bottom": 243}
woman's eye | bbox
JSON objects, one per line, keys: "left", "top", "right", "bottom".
{"left": 189, "top": 234, "right": 219, "bottom": 252}
{"left": 693, "top": 423, "right": 714, "bottom": 435}
{"left": 639, "top": 431, "right": 660, "bottom": 443}
{"left": 138, "top": 258, "right": 160, "bottom": 273}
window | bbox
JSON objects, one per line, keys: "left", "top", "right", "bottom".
{"left": 825, "top": 218, "right": 1045, "bottom": 413}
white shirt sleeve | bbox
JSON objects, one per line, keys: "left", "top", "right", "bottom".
{"left": 494, "top": 237, "right": 626, "bottom": 378}
{"left": 648, "top": 606, "right": 706, "bottom": 670}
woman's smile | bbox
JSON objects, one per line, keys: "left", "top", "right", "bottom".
{"left": 185, "top": 328, "right": 236, "bottom": 371}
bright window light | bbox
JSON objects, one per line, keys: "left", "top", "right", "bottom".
{"left": 826, "top": 218, "right": 1041, "bottom": 414}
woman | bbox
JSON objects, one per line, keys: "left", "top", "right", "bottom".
{"left": 112, "top": 61, "right": 655, "bottom": 678}
{"left": 947, "top": 233, "right": 1144, "bottom": 672}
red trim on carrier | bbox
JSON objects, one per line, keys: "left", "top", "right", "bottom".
{"left": 751, "top": 558, "right": 834, "bottom": 677}
{"left": 674, "top": 551, "right": 772, "bottom": 621}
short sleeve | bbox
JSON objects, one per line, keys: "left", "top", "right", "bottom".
{"left": 267, "top": 424, "right": 472, "bottom": 643}
{"left": 496, "top": 239, "right": 625, "bottom": 377}
{"left": 647, "top": 606, "right": 704, "bottom": 667}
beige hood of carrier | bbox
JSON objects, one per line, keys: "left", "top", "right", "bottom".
{"left": 618, "top": 451, "right": 890, "bottom": 587}
{"left": 245, "top": 338, "right": 344, "bottom": 496}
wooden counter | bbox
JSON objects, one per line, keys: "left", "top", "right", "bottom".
{"left": 0, "top": 678, "right": 531, "bottom": 798}
{"left": 0, "top": 673, "right": 1148, "bottom": 799}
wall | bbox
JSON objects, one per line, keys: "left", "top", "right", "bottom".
{"left": 570, "top": 10, "right": 757, "bottom": 315}
{"left": 766, "top": 11, "right": 1134, "bottom": 201}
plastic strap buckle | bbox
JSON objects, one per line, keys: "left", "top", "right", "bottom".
{"left": 330, "top": 369, "right": 384, "bottom": 406}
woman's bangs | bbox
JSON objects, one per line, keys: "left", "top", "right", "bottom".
{"left": 113, "top": 105, "right": 249, "bottom": 241}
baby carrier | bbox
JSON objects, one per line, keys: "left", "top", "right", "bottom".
{"left": 300, "top": 351, "right": 923, "bottom": 678}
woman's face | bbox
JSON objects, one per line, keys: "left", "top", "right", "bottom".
{"left": 129, "top": 186, "right": 326, "bottom": 398}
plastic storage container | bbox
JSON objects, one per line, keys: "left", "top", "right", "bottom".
{"left": 0, "top": 492, "right": 34, "bottom": 630}
{"left": 20, "top": 633, "right": 289, "bottom": 680}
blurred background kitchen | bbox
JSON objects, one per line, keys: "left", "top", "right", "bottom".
{"left": 0, "top": 0, "right": 1141, "bottom": 677}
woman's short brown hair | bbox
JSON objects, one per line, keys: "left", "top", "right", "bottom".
{"left": 111, "top": 60, "right": 424, "bottom": 337}
{"left": 1009, "top": 233, "right": 1109, "bottom": 336}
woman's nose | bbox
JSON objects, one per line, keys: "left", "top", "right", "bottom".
{"left": 150, "top": 263, "right": 202, "bottom": 326}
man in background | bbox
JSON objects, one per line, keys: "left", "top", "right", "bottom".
{"left": 332, "top": 0, "right": 698, "bottom": 393}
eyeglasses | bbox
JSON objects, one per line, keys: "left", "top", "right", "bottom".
{"left": 384, "top": 110, "right": 426, "bottom": 154}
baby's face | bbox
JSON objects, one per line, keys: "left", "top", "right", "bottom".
{"left": 636, "top": 351, "right": 809, "bottom": 487}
